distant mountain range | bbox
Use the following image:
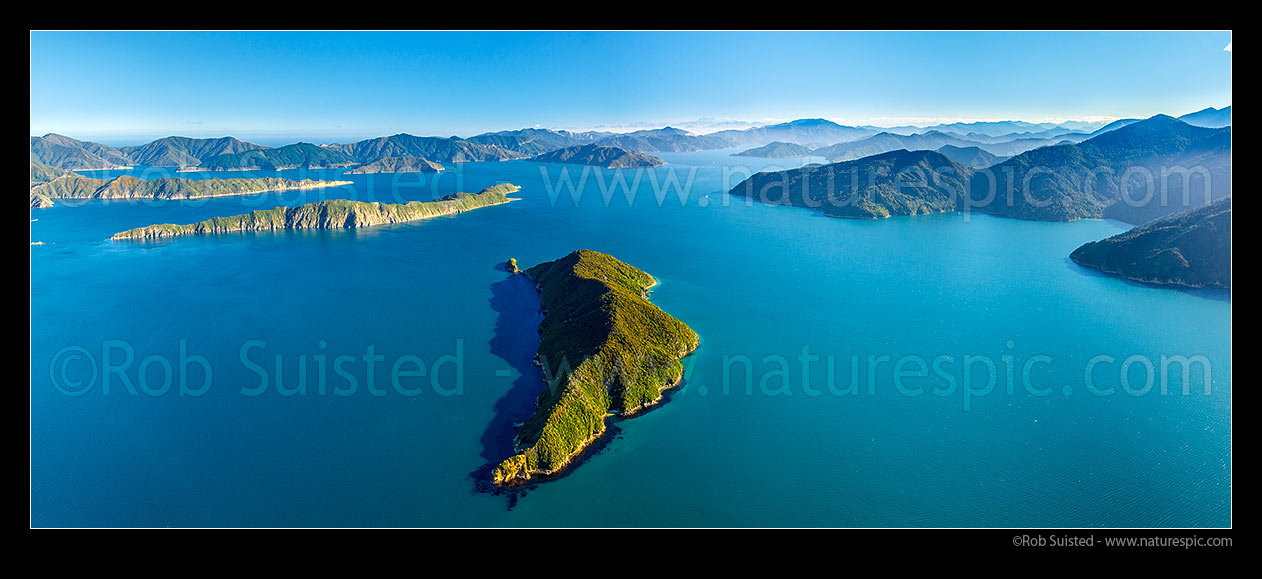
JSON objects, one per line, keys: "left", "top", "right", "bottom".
{"left": 31, "top": 107, "right": 1231, "bottom": 178}
{"left": 343, "top": 156, "right": 444, "bottom": 174}
{"left": 724, "top": 114, "right": 1230, "bottom": 226}
{"left": 122, "top": 136, "right": 268, "bottom": 167}
{"left": 935, "top": 145, "right": 1006, "bottom": 168}
{"left": 728, "top": 149, "right": 972, "bottom": 219}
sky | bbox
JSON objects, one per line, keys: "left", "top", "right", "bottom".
{"left": 30, "top": 30, "right": 1232, "bottom": 146}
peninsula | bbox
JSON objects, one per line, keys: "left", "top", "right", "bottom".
{"left": 1070, "top": 196, "right": 1231, "bottom": 289}
{"left": 112, "top": 183, "right": 520, "bottom": 240}
{"left": 529, "top": 144, "right": 665, "bottom": 168}
{"left": 492, "top": 250, "right": 698, "bottom": 487}
{"left": 345, "top": 156, "right": 445, "bottom": 174}
{"left": 732, "top": 141, "right": 814, "bottom": 158}
{"left": 728, "top": 149, "right": 971, "bottom": 219}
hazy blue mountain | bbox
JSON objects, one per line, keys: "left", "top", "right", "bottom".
{"left": 728, "top": 149, "right": 972, "bottom": 219}
{"left": 968, "top": 115, "right": 1231, "bottom": 223}
{"left": 876, "top": 120, "right": 1062, "bottom": 138}
{"left": 812, "top": 131, "right": 987, "bottom": 161}
{"left": 199, "top": 143, "right": 356, "bottom": 171}
{"left": 594, "top": 127, "right": 740, "bottom": 152}
{"left": 1178, "top": 106, "right": 1231, "bottom": 128}
{"left": 30, "top": 133, "right": 132, "bottom": 170}
{"left": 466, "top": 128, "right": 613, "bottom": 156}
{"left": 1070, "top": 195, "right": 1230, "bottom": 288}
{"left": 327, "top": 133, "right": 528, "bottom": 163}
{"left": 936, "top": 145, "right": 1006, "bottom": 168}
{"left": 30, "top": 160, "right": 71, "bottom": 187}
{"left": 530, "top": 143, "right": 665, "bottom": 168}
{"left": 121, "top": 136, "right": 269, "bottom": 167}
{"left": 732, "top": 141, "right": 815, "bottom": 158}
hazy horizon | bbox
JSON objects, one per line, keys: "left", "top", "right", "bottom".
{"left": 31, "top": 31, "right": 1231, "bottom": 145}
{"left": 29, "top": 104, "right": 1232, "bottom": 148}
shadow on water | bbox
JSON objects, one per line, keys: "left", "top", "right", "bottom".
{"left": 469, "top": 262, "right": 546, "bottom": 508}
{"left": 1065, "top": 257, "right": 1231, "bottom": 302}
{"left": 469, "top": 262, "right": 700, "bottom": 509}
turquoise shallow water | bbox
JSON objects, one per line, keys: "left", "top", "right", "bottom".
{"left": 31, "top": 150, "right": 1231, "bottom": 527}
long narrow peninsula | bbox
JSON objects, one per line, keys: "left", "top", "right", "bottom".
{"left": 112, "top": 183, "right": 520, "bottom": 240}
{"left": 493, "top": 250, "right": 698, "bottom": 487}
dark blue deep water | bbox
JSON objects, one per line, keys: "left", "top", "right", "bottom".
{"left": 31, "top": 151, "right": 1231, "bottom": 527}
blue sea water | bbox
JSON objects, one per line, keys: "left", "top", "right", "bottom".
{"left": 30, "top": 150, "right": 1231, "bottom": 527}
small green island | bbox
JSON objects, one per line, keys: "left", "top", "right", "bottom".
{"left": 344, "top": 156, "right": 445, "bottom": 174}
{"left": 1070, "top": 196, "right": 1231, "bottom": 289}
{"left": 493, "top": 250, "right": 698, "bottom": 487}
{"left": 529, "top": 143, "right": 666, "bottom": 168}
{"left": 728, "top": 149, "right": 971, "bottom": 219}
{"left": 29, "top": 165, "right": 351, "bottom": 209}
{"left": 111, "top": 183, "right": 520, "bottom": 240}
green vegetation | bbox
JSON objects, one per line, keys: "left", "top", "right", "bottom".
{"left": 121, "top": 136, "right": 268, "bottom": 167}
{"left": 492, "top": 250, "right": 698, "bottom": 487}
{"left": 329, "top": 134, "right": 529, "bottom": 163}
{"left": 936, "top": 145, "right": 1005, "bottom": 169}
{"left": 31, "top": 174, "right": 351, "bottom": 203}
{"left": 112, "top": 183, "right": 520, "bottom": 240}
{"left": 199, "top": 143, "right": 356, "bottom": 171}
{"left": 344, "top": 156, "right": 444, "bottom": 174}
{"left": 728, "top": 149, "right": 971, "bottom": 219}
{"left": 529, "top": 144, "right": 666, "bottom": 168}
{"left": 732, "top": 141, "right": 814, "bottom": 158}
{"left": 1070, "top": 196, "right": 1231, "bottom": 289}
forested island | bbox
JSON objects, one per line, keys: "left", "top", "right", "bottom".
{"left": 111, "top": 183, "right": 520, "bottom": 240}
{"left": 1070, "top": 196, "right": 1231, "bottom": 289}
{"left": 492, "top": 250, "right": 698, "bottom": 487}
